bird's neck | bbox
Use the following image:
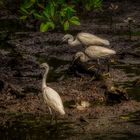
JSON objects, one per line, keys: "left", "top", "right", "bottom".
{"left": 81, "top": 54, "right": 90, "bottom": 62}
{"left": 42, "top": 68, "right": 49, "bottom": 89}
{"left": 68, "top": 38, "right": 81, "bottom": 46}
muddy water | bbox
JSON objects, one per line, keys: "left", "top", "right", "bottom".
{"left": 0, "top": 111, "right": 140, "bottom": 140}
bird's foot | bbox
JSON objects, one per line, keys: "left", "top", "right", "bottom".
{"left": 103, "top": 72, "right": 111, "bottom": 78}
{"left": 110, "top": 58, "right": 116, "bottom": 63}
{"left": 80, "top": 77, "right": 84, "bottom": 82}
{"left": 49, "top": 115, "right": 54, "bottom": 125}
{"left": 89, "top": 76, "right": 96, "bottom": 82}
{"left": 88, "top": 65, "right": 96, "bottom": 70}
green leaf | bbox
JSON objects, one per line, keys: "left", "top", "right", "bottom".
{"left": 43, "top": 10, "right": 50, "bottom": 19}
{"left": 60, "top": 11, "right": 65, "bottom": 17}
{"left": 20, "top": 16, "right": 27, "bottom": 20}
{"left": 20, "top": 7, "right": 29, "bottom": 14}
{"left": 85, "top": 4, "right": 91, "bottom": 11}
{"left": 64, "top": 21, "right": 69, "bottom": 31}
{"left": 40, "top": 23, "right": 49, "bottom": 32}
{"left": 31, "top": 0, "right": 35, "bottom": 3}
{"left": 50, "top": 3, "right": 55, "bottom": 18}
{"left": 22, "top": 1, "right": 33, "bottom": 9}
{"left": 48, "top": 22, "right": 55, "bottom": 29}
{"left": 37, "top": 3, "right": 45, "bottom": 9}
{"left": 40, "top": 22, "right": 55, "bottom": 32}
{"left": 29, "top": 9, "right": 35, "bottom": 15}
{"left": 63, "top": 5, "right": 76, "bottom": 13}
{"left": 69, "top": 16, "right": 80, "bottom": 25}
{"left": 70, "top": 16, "right": 79, "bottom": 21}
{"left": 33, "top": 12, "right": 42, "bottom": 19}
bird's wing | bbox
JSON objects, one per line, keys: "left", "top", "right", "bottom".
{"left": 85, "top": 46, "right": 116, "bottom": 58}
{"left": 92, "top": 46, "right": 116, "bottom": 54}
{"left": 77, "top": 32, "right": 110, "bottom": 46}
{"left": 43, "top": 87, "right": 65, "bottom": 113}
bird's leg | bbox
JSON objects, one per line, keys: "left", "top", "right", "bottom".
{"left": 88, "top": 60, "right": 101, "bottom": 81}
{"left": 107, "top": 59, "right": 110, "bottom": 72}
{"left": 54, "top": 114, "right": 59, "bottom": 131}
{"left": 79, "top": 75, "right": 85, "bottom": 82}
{"left": 97, "top": 59, "right": 100, "bottom": 65}
{"left": 107, "top": 62, "right": 110, "bottom": 72}
{"left": 88, "top": 64, "right": 96, "bottom": 81}
{"left": 96, "top": 59, "right": 101, "bottom": 75}
{"left": 89, "top": 75, "right": 96, "bottom": 82}
{"left": 54, "top": 113, "right": 58, "bottom": 125}
{"left": 48, "top": 107, "right": 52, "bottom": 115}
{"left": 103, "top": 59, "right": 111, "bottom": 78}
{"left": 88, "top": 65, "right": 96, "bottom": 70}
{"left": 48, "top": 107, "right": 54, "bottom": 124}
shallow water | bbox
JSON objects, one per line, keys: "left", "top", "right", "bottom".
{"left": 0, "top": 111, "right": 140, "bottom": 140}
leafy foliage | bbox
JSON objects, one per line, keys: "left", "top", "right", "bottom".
{"left": 20, "top": 0, "right": 103, "bottom": 32}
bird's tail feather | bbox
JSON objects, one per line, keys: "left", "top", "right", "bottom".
{"left": 59, "top": 109, "right": 65, "bottom": 115}
{"left": 102, "top": 39, "right": 110, "bottom": 46}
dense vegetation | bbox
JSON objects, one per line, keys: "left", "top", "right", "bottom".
{"left": 19, "top": 0, "right": 103, "bottom": 32}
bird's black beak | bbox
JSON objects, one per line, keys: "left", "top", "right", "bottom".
{"left": 71, "top": 56, "right": 79, "bottom": 66}
{"left": 56, "top": 39, "right": 64, "bottom": 47}
{"left": 40, "top": 64, "right": 43, "bottom": 68}
{"left": 55, "top": 41, "right": 61, "bottom": 47}
{"left": 59, "top": 40, "right": 63, "bottom": 45}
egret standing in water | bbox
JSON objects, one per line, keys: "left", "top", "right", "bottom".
{"left": 62, "top": 32, "right": 110, "bottom": 47}
{"left": 40, "top": 63, "right": 65, "bottom": 122}
{"left": 74, "top": 45, "right": 116, "bottom": 72}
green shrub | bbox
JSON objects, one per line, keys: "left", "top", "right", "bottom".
{"left": 20, "top": 0, "right": 102, "bottom": 32}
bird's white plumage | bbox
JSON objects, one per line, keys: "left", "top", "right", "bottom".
{"left": 63, "top": 32, "right": 110, "bottom": 47}
{"left": 75, "top": 52, "right": 89, "bottom": 62}
{"left": 75, "top": 45, "right": 116, "bottom": 62}
{"left": 40, "top": 62, "right": 65, "bottom": 116}
{"left": 42, "top": 86, "right": 65, "bottom": 115}
{"left": 77, "top": 33, "right": 110, "bottom": 46}
{"left": 85, "top": 45, "right": 116, "bottom": 59}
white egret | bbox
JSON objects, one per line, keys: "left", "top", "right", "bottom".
{"left": 74, "top": 45, "right": 116, "bottom": 72}
{"left": 75, "top": 45, "right": 116, "bottom": 62}
{"left": 40, "top": 63, "right": 65, "bottom": 121}
{"left": 62, "top": 32, "right": 110, "bottom": 47}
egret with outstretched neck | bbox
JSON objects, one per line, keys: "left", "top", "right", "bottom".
{"left": 40, "top": 63, "right": 65, "bottom": 122}
{"left": 62, "top": 32, "right": 110, "bottom": 47}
